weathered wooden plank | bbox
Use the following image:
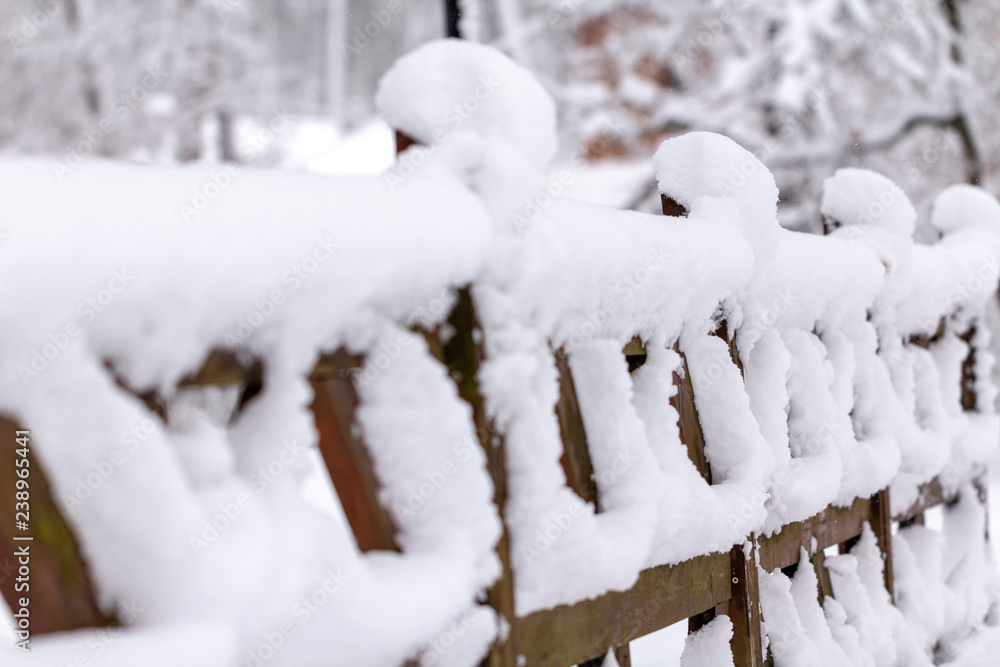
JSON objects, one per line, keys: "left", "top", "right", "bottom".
{"left": 908, "top": 317, "right": 947, "bottom": 349}
{"left": 959, "top": 326, "right": 978, "bottom": 411}
{"left": 0, "top": 417, "right": 116, "bottom": 635}
{"left": 727, "top": 540, "right": 766, "bottom": 667}
{"left": 624, "top": 336, "right": 647, "bottom": 373}
{"left": 715, "top": 320, "right": 743, "bottom": 375}
{"left": 396, "top": 130, "right": 418, "bottom": 154}
{"left": 553, "top": 351, "right": 599, "bottom": 507}
{"left": 892, "top": 476, "right": 957, "bottom": 524}
{"left": 518, "top": 551, "right": 731, "bottom": 667}
{"left": 309, "top": 361, "right": 400, "bottom": 553}
{"left": 868, "top": 488, "right": 895, "bottom": 601}
{"left": 661, "top": 194, "right": 687, "bottom": 217}
{"left": 670, "top": 343, "right": 712, "bottom": 484}
{"left": 758, "top": 496, "right": 872, "bottom": 572}
{"left": 812, "top": 550, "right": 833, "bottom": 603}
{"left": 614, "top": 644, "right": 632, "bottom": 667}
{"left": 437, "top": 288, "right": 518, "bottom": 667}
{"left": 179, "top": 348, "right": 359, "bottom": 388}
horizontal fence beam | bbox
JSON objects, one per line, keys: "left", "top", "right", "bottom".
{"left": 517, "top": 551, "right": 730, "bottom": 667}
{"left": 758, "top": 496, "right": 872, "bottom": 572}
{"left": 179, "top": 347, "right": 361, "bottom": 388}
{"left": 517, "top": 479, "right": 961, "bottom": 667}
{"left": 893, "top": 476, "right": 960, "bottom": 524}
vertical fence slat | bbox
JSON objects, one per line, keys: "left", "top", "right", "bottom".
{"left": 309, "top": 365, "right": 400, "bottom": 553}
{"left": 670, "top": 344, "right": 713, "bottom": 485}
{"left": 869, "top": 488, "right": 895, "bottom": 602}
{"left": 812, "top": 550, "right": 833, "bottom": 603}
{"left": 554, "top": 352, "right": 599, "bottom": 506}
{"left": 727, "top": 540, "right": 766, "bottom": 667}
{"left": 437, "top": 288, "right": 518, "bottom": 667}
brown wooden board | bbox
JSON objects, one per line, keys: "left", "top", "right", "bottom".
{"left": 758, "top": 496, "right": 872, "bottom": 572}
{"left": 960, "top": 327, "right": 978, "bottom": 411}
{"left": 868, "top": 488, "right": 895, "bottom": 601}
{"left": 613, "top": 644, "right": 632, "bottom": 667}
{"left": 309, "top": 365, "right": 400, "bottom": 553}
{"left": 439, "top": 288, "right": 519, "bottom": 667}
{"left": 726, "top": 540, "right": 766, "bottom": 667}
{"left": 517, "top": 551, "right": 731, "bottom": 667}
{"left": 179, "top": 348, "right": 360, "bottom": 388}
{"left": 813, "top": 550, "right": 833, "bottom": 603}
{"left": 893, "top": 476, "right": 957, "bottom": 524}
{"left": 0, "top": 417, "right": 116, "bottom": 635}
{"left": 553, "top": 352, "right": 599, "bottom": 507}
{"left": 670, "top": 344, "right": 712, "bottom": 484}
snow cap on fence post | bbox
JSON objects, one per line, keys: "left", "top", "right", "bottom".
{"left": 375, "top": 38, "right": 558, "bottom": 169}
{"left": 653, "top": 131, "right": 780, "bottom": 266}
{"left": 820, "top": 168, "right": 915, "bottom": 272}
{"left": 930, "top": 184, "right": 1000, "bottom": 235}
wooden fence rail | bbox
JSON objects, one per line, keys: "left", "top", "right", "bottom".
{"left": 0, "top": 175, "right": 988, "bottom": 666}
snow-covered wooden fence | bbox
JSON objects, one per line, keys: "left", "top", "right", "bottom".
{"left": 2, "top": 39, "right": 1000, "bottom": 667}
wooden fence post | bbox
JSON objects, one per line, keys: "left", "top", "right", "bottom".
{"left": 435, "top": 287, "right": 519, "bottom": 667}
{"left": 727, "top": 540, "right": 766, "bottom": 667}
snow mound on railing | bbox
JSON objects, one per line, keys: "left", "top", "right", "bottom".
{"left": 0, "top": 157, "right": 500, "bottom": 666}
{"left": 653, "top": 131, "right": 780, "bottom": 264}
{"left": 376, "top": 38, "right": 558, "bottom": 169}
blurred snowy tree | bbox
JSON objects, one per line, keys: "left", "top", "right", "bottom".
{"left": 0, "top": 0, "right": 443, "bottom": 164}
{"left": 505, "top": 0, "right": 1000, "bottom": 230}
{"left": 1, "top": 0, "right": 996, "bottom": 214}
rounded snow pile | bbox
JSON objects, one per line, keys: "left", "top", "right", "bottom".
{"left": 653, "top": 131, "right": 780, "bottom": 261}
{"left": 375, "top": 39, "right": 558, "bottom": 168}
{"left": 931, "top": 184, "right": 1000, "bottom": 234}
{"left": 821, "top": 168, "right": 916, "bottom": 238}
